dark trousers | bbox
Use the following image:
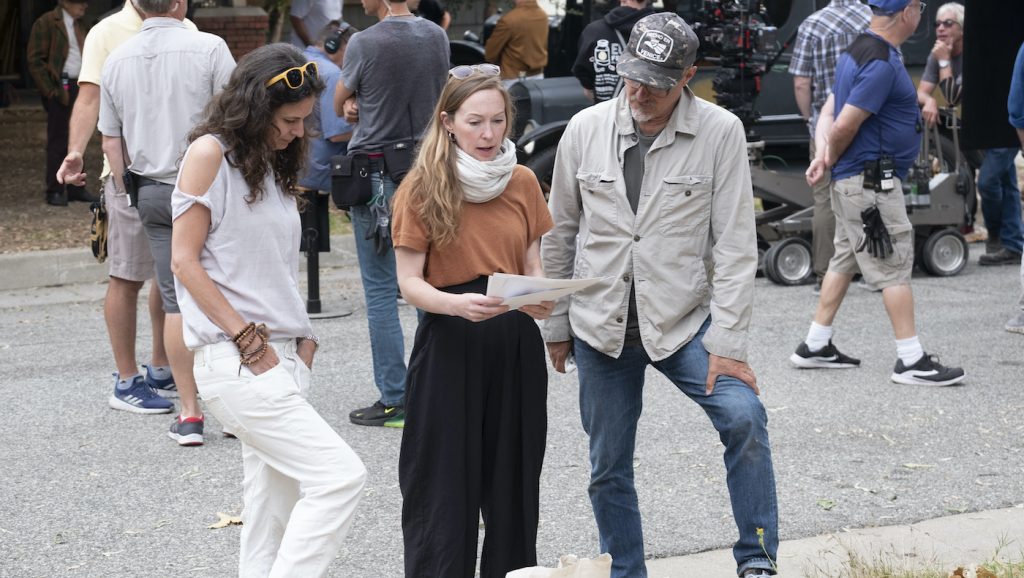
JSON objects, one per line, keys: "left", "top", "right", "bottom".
{"left": 399, "top": 277, "right": 548, "bottom": 578}
{"left": 42, "top": 82, "right": 85, "bottom": 199}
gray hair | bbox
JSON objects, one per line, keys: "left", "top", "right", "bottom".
{"left": 937, "top": 2, "right": 964, "bottom": 26}
{"left": 134, "top": 0, "right": 176, "bottom": 15}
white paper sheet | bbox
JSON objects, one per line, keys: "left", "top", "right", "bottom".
{"left": 485, "top": 273, "right": 608, "bottom": 309}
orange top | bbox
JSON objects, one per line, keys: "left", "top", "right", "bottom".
{"left": 392, "top": 164, "right": 554, "bottom": 288}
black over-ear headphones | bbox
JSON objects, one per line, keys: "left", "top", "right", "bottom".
{"left": 324, "top": 23, "right": 351, "bottom": 55}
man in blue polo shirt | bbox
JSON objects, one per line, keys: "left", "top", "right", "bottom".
{"left": 300, "top": 22, "right": 355, "bottom": 193}
{"left": 791, "top": 0, "right": 966, "bottom": 387}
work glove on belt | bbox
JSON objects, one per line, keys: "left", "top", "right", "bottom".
{"left": 366, "top": 192, "right": 392, "bottom": 257}
{"left": 855, "top": 206, "right": 894, "bottom": 259}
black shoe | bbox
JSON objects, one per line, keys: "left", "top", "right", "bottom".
{"left": 349, "top": 401, "right": 405, "bottom": 427}
{"left": 67, "top": 188, "right": 99, "bottom": 203}
{"left": 790, "top": 340, "right": 861, "bottom": 369}
{"left": 978, "top": 248, "right": 1022, "bottom": 266}
{"left": 891, "top": 353, "right": 965, "bottom": 386}
{"left": 46, "top": 191, "right": 68, "bottom": 206}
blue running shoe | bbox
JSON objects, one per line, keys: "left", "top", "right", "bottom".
{"left": 144, "top": 364, "right": 177, "bottom": 398}
{"left": 109, "top": 374, "right": 174, "bottom": 414}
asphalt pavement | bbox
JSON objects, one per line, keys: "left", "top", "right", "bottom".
{"left": 0, "top": 237, "right": 1022, "bottom": 578}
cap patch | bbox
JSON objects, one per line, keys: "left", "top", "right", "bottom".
{"left": 635, "top": 30, "right": 674, "bottom": 63}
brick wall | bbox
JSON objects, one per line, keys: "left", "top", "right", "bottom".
{"left": 193, "top": 6, "right": 269, "bottom": 62}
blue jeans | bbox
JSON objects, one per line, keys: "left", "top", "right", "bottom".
{"left": 574, "top": 319, "right": 778, "bottom": 577}
{"left": 348, "top": 161, "right": 407, "bottom": 407}
{"left": 978, "top": 148, "right": 1023, "bottom": 254}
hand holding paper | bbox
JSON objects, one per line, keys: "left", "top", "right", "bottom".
{"left": 485, "top": 273, "right": 608, "bottom": 309}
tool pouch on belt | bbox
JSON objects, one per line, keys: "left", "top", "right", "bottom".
{"left": 122, "top": 170, "right": 140, "bottom": 208}
{"left": 330, "top": 153, "right": 373, "bottom": 209}
{"left": 382, "top": 141, "right": 415, "bottom": 184}
{"left": 855, "top": 206, "right": 894, "bottom": 259}
{"left": 90, "top": 193, "right": 108, "bottom": 264}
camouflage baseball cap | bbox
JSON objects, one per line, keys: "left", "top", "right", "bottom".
{"left": 617, "top": 13, "right": 700, "bottom": 91}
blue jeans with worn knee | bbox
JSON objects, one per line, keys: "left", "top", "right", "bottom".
{"left": 574, "top": 318, "right": 778, "bottom": 577}
{"left": 978, "top": 148, "right": 1023, "bottom": 254}
{"left": 348, "top": 160, "right": 407, "bottom": 407}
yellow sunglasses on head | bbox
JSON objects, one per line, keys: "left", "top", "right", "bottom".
{"left": 265, "top": 61, "right": 318, "bottom": 89}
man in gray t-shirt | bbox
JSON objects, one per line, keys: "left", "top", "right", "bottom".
{"left": 333, "top": 0, "right": 449, "bottom": 427}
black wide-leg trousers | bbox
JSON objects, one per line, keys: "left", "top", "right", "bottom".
{"left": 400, "top": 276, "right": 548, "bottom": 578}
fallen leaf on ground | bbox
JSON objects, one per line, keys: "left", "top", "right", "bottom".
{"left": 208, "top": 512, "right": 242, "bottom": 529}
{"left": 816, "top": 499, "right": 836, "bottom": 511}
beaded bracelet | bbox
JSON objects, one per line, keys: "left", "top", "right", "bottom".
{"left": 234, "top": 322, "right": 270, "bottom": 366}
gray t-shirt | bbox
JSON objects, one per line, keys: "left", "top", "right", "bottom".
{"left": 922, "top": 51, "right": 962, "bottom": 98}
{"left": 341, "top": 17, "right": 450, "bottom": 154}
{"left": 622, "top": 129, "right": 658, "bottom": 346}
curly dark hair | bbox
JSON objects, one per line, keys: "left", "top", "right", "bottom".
{"left": 188, "top": 43, "right": 325, "bottom": 204}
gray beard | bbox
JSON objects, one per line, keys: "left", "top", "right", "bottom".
{"left": 629, "top": 103, "right": 654, "bottom": 123}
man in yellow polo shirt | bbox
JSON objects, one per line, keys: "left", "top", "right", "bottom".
{"left": 56, "top": 1, "right": 207, "bottom": 443}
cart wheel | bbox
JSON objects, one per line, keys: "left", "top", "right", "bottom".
{"left": 756, "top": 236, "right": 771, "bottom": 277}
{"left": 764, "top": 238, "right": 814, "bottom": 286}
{"left": 921, "top": 229, "right": 968, "bottom": 276}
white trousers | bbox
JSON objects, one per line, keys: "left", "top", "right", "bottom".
{"left": 193, "top": 340, "right": 367, "bottom": 578}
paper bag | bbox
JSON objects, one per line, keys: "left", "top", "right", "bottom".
{"left": 505, "top": 553, "right": 613, "bottom": 578}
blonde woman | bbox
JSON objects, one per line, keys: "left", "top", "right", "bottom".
{"left": 392, "top": 64, "right": 553, "bottom": 578}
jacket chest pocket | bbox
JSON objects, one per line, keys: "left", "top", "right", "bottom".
{"left": 577, "top": 172, "right": 620, "bottom": 234}
{"left": 658, "top": 175, "right": 712, "bottom": 238}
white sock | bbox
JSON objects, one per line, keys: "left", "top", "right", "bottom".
{"left": 895, "top": 336, "right": 924, "bottom": 366}
{"left": 805, "top": 321, "right": 833, "bottom": 351}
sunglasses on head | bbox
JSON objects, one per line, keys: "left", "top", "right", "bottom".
{"left": 265, "top": 61, "right": 318, "bottom": 89}
{"left": 448, "top": 64, "right": 501, "bottom": 80}
{"left": 935, "top": 18, "right": 958, "bottom": 28}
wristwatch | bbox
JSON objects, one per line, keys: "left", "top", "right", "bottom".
{"left": 938, "top": 59, "right": 951, "bottom": 68}
{"left": 299, "top": 334, "right": 320, "bottom": 351}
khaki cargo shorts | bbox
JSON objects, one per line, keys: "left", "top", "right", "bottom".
{"left": 827, "top": 174, "right": 913, "bottom": 289}
{"left": 103, "top": 176, "right": 155, "bottom": 282}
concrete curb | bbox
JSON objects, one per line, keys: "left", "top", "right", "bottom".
{"left": 0, "top": 234, "right": 358, "bottom": 292}
{"left": 648, "top": 505, "right": 1024, "bottom": 577}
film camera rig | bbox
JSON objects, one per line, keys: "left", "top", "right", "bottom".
{"left": 685, "top": 0, "right": 785, "bottom": 161}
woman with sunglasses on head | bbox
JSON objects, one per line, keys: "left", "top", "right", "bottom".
{"left": 170, "top": 43, "right": 366, "bottom": 578}
{"left": 392, "top": 63, "right": 554, "bottom": 578}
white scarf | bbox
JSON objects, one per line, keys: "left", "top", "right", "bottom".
{"left": 455, "top": 138, "right": 517, "bottom": 203}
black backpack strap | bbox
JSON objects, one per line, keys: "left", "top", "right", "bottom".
{"left": 845, "top": 33, "right": 891, "bottom": 66}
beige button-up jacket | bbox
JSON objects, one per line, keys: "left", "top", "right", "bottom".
{"left": 541, "top": 87, "right": 757, "bottom": 362}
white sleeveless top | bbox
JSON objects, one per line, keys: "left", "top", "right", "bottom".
{"left": 172, "top": 135, "right": 312, "bottom": 349}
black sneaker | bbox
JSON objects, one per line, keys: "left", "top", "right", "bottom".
{"left": 349, "top": 401, "right": 405, "bottom": 427}
{"left": 978, "top": 248, "right": 1022, "bottom": 266}
{"left": 790, "top": 341, "right": 861, "bottom": 369}
{"left": 891, "top": 353, "right": 965, "bottom": 386}
{"left": 168, "top": 415, "right": 205, "bottom": 446}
